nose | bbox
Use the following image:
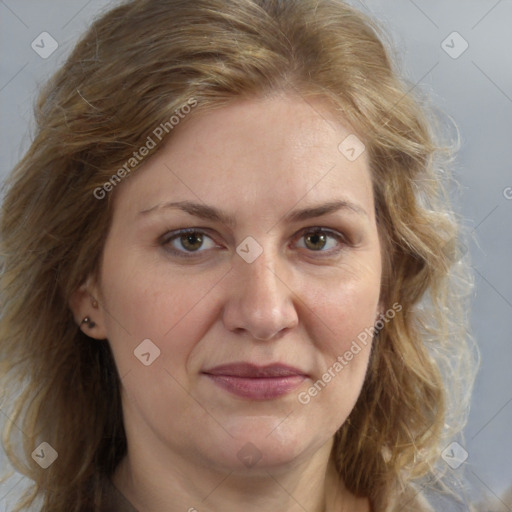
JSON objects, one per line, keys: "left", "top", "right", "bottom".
{"left": 222, "top": 246, "right": 299, "bottom": 341}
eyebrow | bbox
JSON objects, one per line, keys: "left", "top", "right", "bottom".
{"left": 139, "top": 199, "right": 368, "bottom": 227}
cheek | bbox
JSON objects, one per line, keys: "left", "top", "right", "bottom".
{"left": 295, "top": 266, "right": 380, "bottom": 420}
{"left": 98, "top": 249, "right": 226, "bottom": 373}
{"left": 304, "top": 266, "right": 381, "bottom": 356}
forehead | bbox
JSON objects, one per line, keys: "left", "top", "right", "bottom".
{"left": 112, "top": 94, "right": 374, "bottom": 223}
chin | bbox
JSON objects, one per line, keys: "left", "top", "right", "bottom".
{"left": 205, "top": 415, "right": 319, "bottom": 472}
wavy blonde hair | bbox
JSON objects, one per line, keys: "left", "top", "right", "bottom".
{"left": 0, "top": 0, "right": 478, "bottom": 510}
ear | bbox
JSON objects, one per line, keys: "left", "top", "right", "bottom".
{"left": 69, "top": 276, "right": 108, "bottom": 340}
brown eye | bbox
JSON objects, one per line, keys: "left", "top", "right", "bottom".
{"left": 180, "top": 232, "right": 204, "bottom": 251}
{"left": 295, "top": 228, "right": 347, "bottom": 255}
{"left": 160, "top": 229, "right": 217, "bottom": 258}
{"left": 304, "top": 231, "right": 328, "bottom": 251}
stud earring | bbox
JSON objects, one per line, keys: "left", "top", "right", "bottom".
{"left": 81, "top": 316, "right": 96, "bottom": 328}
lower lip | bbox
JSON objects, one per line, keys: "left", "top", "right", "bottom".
{"left": 204, "top": 374, "right": 306, "bottom": 400}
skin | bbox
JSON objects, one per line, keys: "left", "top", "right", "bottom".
{"left": 71, "top": 93, "right": 382, "bottom": 512}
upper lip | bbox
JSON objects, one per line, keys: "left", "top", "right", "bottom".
{"left": 202, "top": 362, "right": 307, "bottom": 378}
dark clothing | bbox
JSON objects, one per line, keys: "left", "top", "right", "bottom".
{"left": 100, "top": 477, "right": 139, "bottom": 512}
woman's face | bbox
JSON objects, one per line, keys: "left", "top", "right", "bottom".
{"left": 91, "top": 94, "right": 382, "bottom": 473}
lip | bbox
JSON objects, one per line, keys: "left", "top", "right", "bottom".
{"left": 202, "top": 363, "right": 308, "bottom": 400}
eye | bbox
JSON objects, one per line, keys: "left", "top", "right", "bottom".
{"left": 160, "top": 228, "right": 218, "bottom": 258}
{"left": 294, "top": 228, "right": 348, "bottom": 255}
{"left": 159, "top": 227, "right": 349, "bottom": 260}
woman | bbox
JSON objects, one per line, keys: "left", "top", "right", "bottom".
{"left": 0, "top": 0, "right": 477, "bottom": 510}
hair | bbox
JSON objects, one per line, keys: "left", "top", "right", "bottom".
{"left": 0, "top": 0, "right": 478, "bottom": 510}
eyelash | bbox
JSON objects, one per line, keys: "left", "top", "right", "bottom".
{"left": 159, "top": 227, "right": 350, "bottom": 260}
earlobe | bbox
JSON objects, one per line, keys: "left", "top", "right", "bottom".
{"left": 80, "top": 315, "right": 97, "bottom": 330}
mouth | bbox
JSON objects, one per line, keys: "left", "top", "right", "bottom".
{"left": 201, "top": 363, "right": 308, "bottom": 400}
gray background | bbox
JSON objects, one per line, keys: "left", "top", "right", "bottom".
{"left": 1, "top": 0, "right": 511, "bottom": 510}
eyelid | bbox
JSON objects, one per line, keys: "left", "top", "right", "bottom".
{"left": 159, "top": 227, "right": 215, "bottom": 244}
{"left": 294, "top": 226, "right": 349, "bottom": 242}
